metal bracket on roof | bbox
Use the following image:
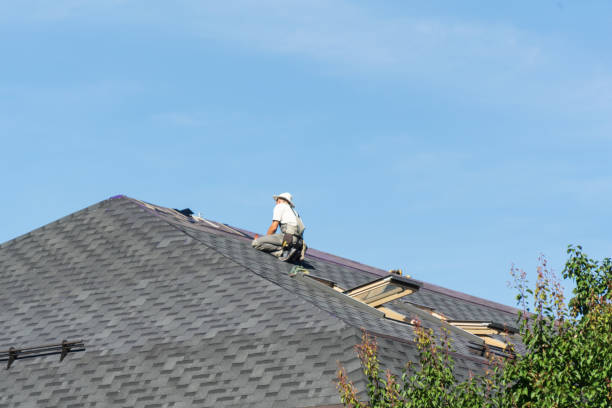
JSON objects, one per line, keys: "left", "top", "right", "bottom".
{"left": 1, "top": 340, "right": 85, "bottom": 370}
{"left": 6, "top": 347, "right": 17, "bottom": 370}
{"left": 60, "top": 340, "right": 72, "bottom": 362}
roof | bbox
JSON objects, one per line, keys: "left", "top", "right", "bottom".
{"left": 0, "top": 195, "right": 521, "bottom": 408}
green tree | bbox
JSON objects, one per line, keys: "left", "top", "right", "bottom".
{"left": 336, "top": 246, "right": 612, "bottom": 407}
{"left": 336, "top": 324, "right": 477, "bottom": 408}
{"left": 503, "top": 247, "right": 612, "bottom": 407}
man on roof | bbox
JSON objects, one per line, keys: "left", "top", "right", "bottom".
{"left": 252, "top": 192, "right": 306, "bottom": 262}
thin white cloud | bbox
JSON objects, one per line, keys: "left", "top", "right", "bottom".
{"left": 188, "top": 2, "right": 547, "bottom": 77}
{"left": 1, "top": 1, "right": 610, "bottom": 116}
{"left": 0, "top": 1, "right": 550, "bottom": 71}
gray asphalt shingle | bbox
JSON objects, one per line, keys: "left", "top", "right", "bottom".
{"left": 0, "top": 196, "right": 519, "bottom": 407}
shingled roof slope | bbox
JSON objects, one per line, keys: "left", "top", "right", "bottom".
{"left": 0, "top": 196, "right": 519, "bottom": 408}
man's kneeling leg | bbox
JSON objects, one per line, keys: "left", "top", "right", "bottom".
{"left": 252, "top": 233, "right": 284, "bottom": 256}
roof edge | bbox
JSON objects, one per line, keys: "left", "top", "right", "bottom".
{"left": 421, "top": 282, "right": 519, "bottom": 315}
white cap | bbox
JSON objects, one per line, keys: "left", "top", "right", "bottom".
{"left": 273, "top": 192, "right": 294, "bottom": 207}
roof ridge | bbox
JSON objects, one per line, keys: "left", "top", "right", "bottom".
{"left": 117, "top": 196, "right": 383, "bottom": 333}
{"left": 0, "top": 198, "right": 110, "bottom": 248}
{"left": 120, "top": 195, "right": 520, "bottom": 315}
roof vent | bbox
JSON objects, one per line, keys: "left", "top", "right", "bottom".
{"left": 174, "top": 208, "right": 194, "bottom": 217}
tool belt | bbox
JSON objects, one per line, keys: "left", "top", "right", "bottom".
{"left": 279, "top": 222, "right": 305, "bottom": 263}
{"left": 282, "top": 233, "right": 302, "bottom": 249}
{"left": 279, "top": 233, "right": 306, "bottom": 263}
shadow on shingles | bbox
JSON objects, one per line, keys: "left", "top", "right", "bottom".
{"left": 251, "top": 248, "right": 315, "bottom": 270}
{"left": 298, "top": 260, "right": 315, "bottom": 270}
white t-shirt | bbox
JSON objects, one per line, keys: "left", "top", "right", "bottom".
{"left": 272, "top": 202, "right": 298, "bottom": 226}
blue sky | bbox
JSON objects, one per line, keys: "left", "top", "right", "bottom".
{"left": 1, "top": 1, "right": 611, "bottom": 307}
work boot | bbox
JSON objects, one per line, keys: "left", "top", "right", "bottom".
{"left": 279, "top": 246, "right": 298, "bottom": 262}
